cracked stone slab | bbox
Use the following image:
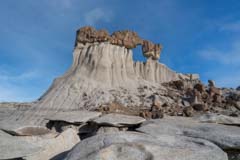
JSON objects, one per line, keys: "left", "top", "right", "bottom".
{"left": 0, "top": 122, "right": 51, "bottom": 136}
{"left": 45, "top": 111, "right": 102, "bottom": 124}
{"left": 21, "top": 128, "right": 80, "bottom": 160}
{"left": 0, "top": 110, "right": 53, "bottom": 136}
{"left": 92, "top": 113, "right": 146, "bottom": 127}
{"left": 0, "top": 130, "right": 41, "bottom": 159}
{"left": 64, "top": 131, "right": 227, "bottom": 160}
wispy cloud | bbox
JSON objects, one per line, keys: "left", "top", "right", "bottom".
{"left": 0, "top": 70, "right": 39, "bottom": 81}
{"left": 84, "top": 8, "right": 113, "bottom": 25}
{"left": 0, "top": 68, "right": 44, "bottom": 102}
{"left": 198, "top": 40, "right": 240, "bottom": 66}
{"left": 198, "top": 20, "right": 240, "bottom": 88}
{"left": 216, "top": 75, "right": 240, "bottom": 88}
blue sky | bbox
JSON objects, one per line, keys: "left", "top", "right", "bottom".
{"left": 0, "top": 0, "right": 240, "bottom": 102}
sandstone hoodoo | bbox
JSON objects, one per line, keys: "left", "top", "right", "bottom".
{"left": 0, "top": 26, "right": 198, "bottom": 131}
{"left": 1, "top": 26, "right": 240, "bottom": 160}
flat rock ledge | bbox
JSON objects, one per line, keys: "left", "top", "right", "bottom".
{"left": 92, "top": 113, "right": 146, "bottom": 127}
{"left": 45, "top": 111, "right": 102, "bottom": 124}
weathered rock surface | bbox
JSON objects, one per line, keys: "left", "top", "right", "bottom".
{"left": 197, "top": 113, "right": 240, "bottom": 125}
{"left": 22, "top": 128, "right": 80, "bottom": 160}
{"left": 0, "top": 109, "right": 52, "bottom": 136}
{"left": 137, "top": 116, "right": 240, "bottom": 149}
{"left": 0, "top": 130, "right": 41, "bottom": 159}
{"left": 1, "top": 122, "right": 51, "bottom": 136}
{"left": 0, "top": 102, "right": 32, "bottom": 120}
{"left": 64, "top": 132, "right": 227, "bottom": 160}
{"left": 92, "top": 113, "right": 145, "bottom": 127}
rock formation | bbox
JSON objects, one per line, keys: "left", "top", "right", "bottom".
{"left": 0, "top": 26, "right": 240, "bottom": 160}
{"left": 110, "top": 30, "right": 143, "bottom": 49}
{"left": 0, "top": 26, "right": 199, "bottom": 134}
{"left": 142, "top": 40, "right": 162, "bottom": 60}
{"left": 76, "top": 26, "right": 161, "bottom": 59}
{"left": 76, "top": 26, "right": 110, "bottom": 44}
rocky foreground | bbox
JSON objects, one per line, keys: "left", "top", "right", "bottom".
{"left": 0, "top": 26, "right": 240, "bottom": 160}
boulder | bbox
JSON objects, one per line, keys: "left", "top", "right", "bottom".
{"left": 76, "top": 26, "right": 97, "bottom": 43}
{"left": 183, "top": 106, "right": 194, "bottom": 117}
{"left": 171, "top": 80, "right": 185, "bottom": 90}
{"left": 142, "top": 40, "right": 162, "bottom": 60}
{"left": 192, "top": 103, "right": 207, "bottom": 111}
{"left": 182, "top": 100, "right": 190, "bottom": 107}
{"left": 96, "top": 29, "right": 111, "bottom": 42}
{"left": 110, "top": 30, "right": 143, "bottom": 49}
{"left": 92, "top": 113, "right": 146, "bottom": 127}
{"left": 64, "top": 132, "right": 227, "bottom": 160}
{"left": 209, "top": 86, "right": 222, "bottom": 96}
{"left": 137, "top": 116, "right": 240, "bottom": 149}
{"left": 139, "top": 110, "right": 152, "bottom": 119}
{"left": 213, "top": 94, "right": 222, "bottom": 103}
{"left": 194, "top": 83, "right": 205, "bottom": 93}
{"left": 76, "top": 26, "right": 110, "bottom": 44}
{"left": 208, "top": 80, "right": 216, "bottom": 87}
{"left": 151, "top": 110, "right": 164, "bottom": 119}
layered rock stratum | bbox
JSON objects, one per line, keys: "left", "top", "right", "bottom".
{"left": 0, "top": 26, "right": 240, "bottom": 160}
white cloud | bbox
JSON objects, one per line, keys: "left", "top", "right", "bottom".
{"left": 198, "top": 40, "right": 240, "bottom": 66}
{"left": 0, "top": 70, "right": 40, "bottom": 82}
{"left": 84, "top": 8, "right": 113, "bottom": 25}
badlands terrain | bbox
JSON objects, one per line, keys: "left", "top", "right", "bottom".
{"left": 0, "top": 26, "right": 240, "bottom": 160}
